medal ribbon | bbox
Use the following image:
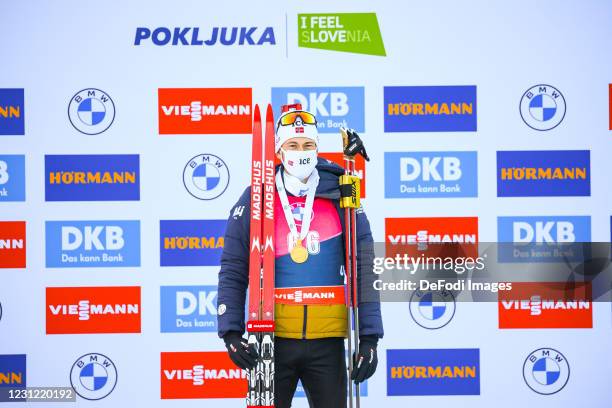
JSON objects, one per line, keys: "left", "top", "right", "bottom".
{"left": 275, "top": 168, "right": 319, "bottom": 245}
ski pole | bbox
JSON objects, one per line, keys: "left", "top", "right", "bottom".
{"left": 339, "top": 127, "right": 369, "bottom": 408}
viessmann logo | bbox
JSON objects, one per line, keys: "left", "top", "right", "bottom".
{"left": 298, "top": 13, "right": 385, "bottom": 56}
{"left": 609, "top": 84, "right": 612, "bottom": 130}
{"left": 44, "top": 155, "right": 140, "bottom": 201}
{"left": 158, "top": 88, "right": 252, "bottom": 134}
{"left": 499, "top": 282, "right": 592, "bottom": 329}
{"left": 385, "top": 217, "right": 478, "bottom": 258}
{"left": 160, "top": 352, "right": 246, "bottom": 399}
{"left": 46, "top": 286, "right": 141, "bottom": 334}
{"left": 274, "top": 286, "right": 345, "bottom": 305}
{"left": 496, "top": 150, "right": 590, "bottom": 197}
{"left": 0, "top": 221, "right": 26, "bottom": 268}
{"left": 319, "top": 152, "right": 366, "bottom": 198}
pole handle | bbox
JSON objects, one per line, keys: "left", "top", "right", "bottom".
{"left": 340, "top": 127, "right": 370, "bottom": 161}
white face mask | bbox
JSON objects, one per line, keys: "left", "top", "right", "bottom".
{"left": 281, "top": 148, "right": 317, "bottom": 181}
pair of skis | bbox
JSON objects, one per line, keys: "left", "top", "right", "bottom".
{"left": 339, "top": 127, "right": 369, "bottom": 408}
{"left": 246, "top": 104, "right": 276, "bottom": 408}
{"left": 245, "top": 110, "right": 368, "bottom": 408}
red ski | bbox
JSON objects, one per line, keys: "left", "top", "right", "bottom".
{"left": 247, "top": 104, "right": 276, "bottom": 408}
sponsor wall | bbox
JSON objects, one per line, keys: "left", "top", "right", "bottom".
{"left": 1, "top": 0, "right": 612, "bottom": 406}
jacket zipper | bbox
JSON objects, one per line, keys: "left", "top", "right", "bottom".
{"left": 301, "top": 305, "right": 308, "bottom": 339}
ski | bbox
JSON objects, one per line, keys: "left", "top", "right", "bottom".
{"left": 247, "top": 104, "right": 263, "bottom": 408}
{"left": 260, "top": 104, "right": 276, "bottom": 407}
{"left": 247, "top": 103, "right": 275, "bottom": 408}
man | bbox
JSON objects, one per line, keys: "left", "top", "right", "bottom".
{"left": 217, "top": 104, "right": 383, "bottom": 407}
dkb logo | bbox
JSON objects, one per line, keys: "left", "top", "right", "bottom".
{"left": 45, "top": 221, "right": 141, "bottom": 267}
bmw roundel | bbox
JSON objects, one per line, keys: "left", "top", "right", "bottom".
{"left": 183, "top": 154, "right": 230, "bottom": 200}
{"left": 70, "top": 353, "right": 118, "bottom": 400}
{"left": 68, "top": 88, "right": 116, "bottom": 135}
{"left": 519, "top": 84, "right": 566, "bottom": 131}
{"left": 523, "top": 348, "right": 570, "bottom": 395}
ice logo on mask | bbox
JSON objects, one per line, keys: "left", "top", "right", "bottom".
{"left": 282, "top": 150, "right": 317, "bottom": 181}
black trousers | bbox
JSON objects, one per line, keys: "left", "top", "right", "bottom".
{"left": 275, "top": 337, "right": 347, "bottom": 408}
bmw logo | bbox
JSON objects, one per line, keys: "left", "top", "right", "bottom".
{"left": 68, "top": 88, "right": 115, "bottom": 135}
{"left": 70, "top": 353, "right": 118, "bottom": 400}
{"left": 409, "top": 289, "right": 455, "bottom": 329}
{"left": 519, "top": 84, "right": 566, "bottom": 131}
{"left": 523, "top": 348, "right": 570, "bottom": 395}
{"left": 183, "top": 154, "right": 230, "bottom": 200}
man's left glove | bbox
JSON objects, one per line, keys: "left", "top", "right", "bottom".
{"left": 351, "top": 335, "right": 379, "bottom": 383}
{"left": 223, "top": 331, "right": 259, "bottom": 370}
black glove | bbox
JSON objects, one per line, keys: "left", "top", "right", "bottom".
{"left": 343, "top": 128, "right": 370, "bottom": 161}
{"left": 223, "top": 332, "right": 259, "bottom": 370}
{"left": 351, "top": 335, "right": 378, "bottom": 383}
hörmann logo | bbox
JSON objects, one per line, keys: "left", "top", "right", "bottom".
{"left": 46, "top": 286, "right": 141, "bottom": 334}
{"left": 499, "top": 282, "right": 592, "bottom": 329}
{"left": 46, "top": 220, "right": 141, "bottom": 268}
{"left": 497, "top": 150, "right": 590, "bottom": 197}
{"left": 0, "top": 89, "right": 25, "bottom": 136}
{"left": 298, "top": 13, "right": 385, "bottom": 56}
{"left": 0, "top": 354, "right": 26, "bottom": 402}
{"left": 158, "top": 88, "right": 252, "bottom": 134}
{"left": 384, "top": 86, "right": 477, "bottom": 132}
{"left": 45, "top": 155, "right": 140, "bottom": 201}
{"left": 387, "top": 349, "right": 480, "bottom": 396}
{"left": 134, "top": 27, "right": 275, "bottom": 46}
{"left": 385, "top": 151, "right": 477, "bottom": 198}
{"left": 160, "top": 220, "right": 226, "bottom": 266}
{"left": 271, "top": 87, "right": 364, "bottom": 133}
{"left": 161, "top": 352, "right": 247, "bottom": 399}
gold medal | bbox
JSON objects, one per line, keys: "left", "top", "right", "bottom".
{"left": 290, "top": 240, "right": 309, "bottom": 263}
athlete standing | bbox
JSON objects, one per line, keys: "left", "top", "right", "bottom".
{"left": 217, "top": 104, "right": 383, "bottom": 407}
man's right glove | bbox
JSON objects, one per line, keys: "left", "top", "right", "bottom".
{"left": 223, "top": 332, "right": 259, "bottom": 370}
{"left": 351, "top": 335, "right": 379, "bottom": 383}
